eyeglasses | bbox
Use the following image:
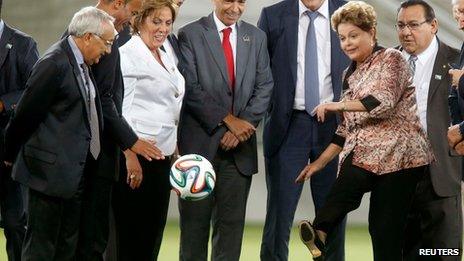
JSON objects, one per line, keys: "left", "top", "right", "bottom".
{"left": 93, "top": 34, "right": 114, "bottom": 49}
{"left": 395, "top": 21, "right": 428, "bottom": 31}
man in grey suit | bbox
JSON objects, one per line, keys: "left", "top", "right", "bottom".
{"left": 177, "top": 0, "right": 273, "bottom": 260}
{"left": 396, "top": 1, "right": 462, "bottom": 260}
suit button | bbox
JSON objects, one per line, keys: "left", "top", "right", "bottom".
{"left": 175, "top": 120, "right": 179, "bottom": 126}
{"left": 79, "top": 161, "right": 85, "bottom": 166}
{"left": 227, "top": 91, "right": 232, "bottom": 96}
{"left": 86, "top": 137, "right": 91, "bottom": 141}
{"left": 175, "top": 93, "right": 179, "bottom": 98}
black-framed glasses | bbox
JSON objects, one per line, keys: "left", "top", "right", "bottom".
{"left": 93, "top": 34, "right": 114, "bottom": 49}
{"left": 395, "top": 21, "right": 428, "bottom": 31}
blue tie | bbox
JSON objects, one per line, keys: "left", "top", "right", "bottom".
{"left": 305, "top": 11, "right": 319, "bottom": 115}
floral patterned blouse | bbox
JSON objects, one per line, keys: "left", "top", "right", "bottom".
{"left": 335, "top": 48, "right": 434, "bottom": 175}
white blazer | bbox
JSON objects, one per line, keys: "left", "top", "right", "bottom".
{"left": 120, "top": 35, "right": 185, "bottom": 156}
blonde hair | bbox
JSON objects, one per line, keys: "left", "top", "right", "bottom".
{"left": 331, "top": 1, "right": 377, "bottom": 33}
{"left": 131, "top": 0, "right": 177, "bottom": 34}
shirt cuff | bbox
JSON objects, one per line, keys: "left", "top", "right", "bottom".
{"left": 331, "top": 134, "right": 346, "bottom": 147}
{"left": 360, "top": 95, "right": 381, "bottom": 112}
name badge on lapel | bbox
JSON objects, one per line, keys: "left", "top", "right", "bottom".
{"left": 6, "top": 43, "right": 12, "bottom": 49}
{"left": 434, "top": 74, "right": 442, "bottom": 80}
{"left": 243, "top": 35, "right": 250, "bottom": 42}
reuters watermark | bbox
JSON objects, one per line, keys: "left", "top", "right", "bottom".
{"left": 419, "top": 249, "right": 461, "bottom": 256}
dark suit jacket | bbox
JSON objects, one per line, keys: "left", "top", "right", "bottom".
{"left": 62, "top": 28, "right": 138, "bottom": 181}
{"left": 417, "top": 41, "right": 461, "bottom": 197}
{"left": 89, "top": 29, "right": 138, "bottom": 181}
{"left": 177, "top": 13, "right": 274, "bottom": 176}
{"left": 4, "top": 38, "right": 103, "bottom": 198}
{"left": 0, "top": 23, "right": 39, "bottom": 161}
{"left": 258, "top": 0, "right": 350, "bottom": 158}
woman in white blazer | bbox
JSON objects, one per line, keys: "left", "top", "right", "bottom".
{"left": 112, "top": 1, "right": 184, "bottom": 260}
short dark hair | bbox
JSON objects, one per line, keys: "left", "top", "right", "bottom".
{"left": 398, "top": 0, "right": 436, "bottom": 22}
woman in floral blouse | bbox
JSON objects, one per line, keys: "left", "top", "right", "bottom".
{"left": 294, "top": 1, "right": 434, "bottom": 260}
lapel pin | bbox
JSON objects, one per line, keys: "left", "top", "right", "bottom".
{"left": 6, "top": 43, "right": 12, "bottom": 49}
{"left": 243, "top": 35, "right": 250, "bottom": 42}
{"left": 434, "top": 74, "right": 442, "bottom": 80}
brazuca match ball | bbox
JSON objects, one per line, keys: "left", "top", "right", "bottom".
{"left": 170, "top": 154, "right": 216, "bottom": 201}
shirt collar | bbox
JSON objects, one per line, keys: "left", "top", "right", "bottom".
{"left": 0, "top": 20, "right": 5, "bottom": 41}
{"left": 213, "top": 11, "right": 236, "bottom": 34}
{"left": 67, "top": 36, "right": 85, "bottom": 66}
{"left": 299, "top": 0, "right": 329, "bottom": 19}
{"left": 403, "top": 36, "right": 438, "bottom": 66}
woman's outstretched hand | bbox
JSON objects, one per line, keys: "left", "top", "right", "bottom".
{"left": 295, "top": 160, "right": 324, "bottom": 184}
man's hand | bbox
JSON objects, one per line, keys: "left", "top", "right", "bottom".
{"left": 455, "top": 141, "right": 464, "bottom": 155}
{"left": 223, "top": 114, "right": 256, "bottom": 142}
{"left": 449, "top": 69, "right": 464, "bottom": 87}
{"left": 448, "top": 124, "right": 463, "bottom": 148}
{"left": 124, "top": 150, "right": 143, "bottom": 189}
{"left": 220, "top": 131, "right": 239, "bottom": 151}
{"left": 0, "top": 101, "right": 4, "bottom": 114}
{"left": 130, "top": 138, "right": 164, "bottom": 161}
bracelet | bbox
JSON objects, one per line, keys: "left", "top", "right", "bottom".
{"left": 341, "top": 101, "right": 346, "bottom": 112}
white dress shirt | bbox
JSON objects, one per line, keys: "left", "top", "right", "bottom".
{"left": 402, "top": 36, "right": 438, "bottom": 133}
{"left": 213, "top": 11, "right": 237, "bottom": 72}
{"left": 294, "top": 0, "right": 333, "bottom": 110}
{"left": 0, "top": 20, "right": 4, "bottom": 41}
{"left": 120, "top": 35, "right": 185, "bottom": 155}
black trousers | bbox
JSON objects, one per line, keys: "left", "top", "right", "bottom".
{"left": 113, "top": 156, "right": 171, "bottom": 261}
{"left": 313, "top": 153, "right": 425, "bottom": 261}
{"left": 403, "top": 171, "right": 463, "bottom": 261}
{"left": 179, "top": 150, "right": 252, "bottom": 261}
{"left": 76, "top": 174, "right": 113, "bottom": 261}
{"left": 21, "top": 156, "right": 96, "bottom": 261}
{"left": 0, "top": 163, "right": 26, "bottom": 261}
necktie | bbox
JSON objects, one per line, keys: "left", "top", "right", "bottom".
{"left": 305, "top": 11, "right": 320, "bottom": 115}
{"left": 222, "top": 27, "right": 235, "bottom": 90}
{"left": 408, "top": 55, "right": 418, "bottom": 77}
{"left": 80, "top": 64, "right": 100, "bottom": 159}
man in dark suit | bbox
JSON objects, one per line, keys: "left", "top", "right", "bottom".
{"left": 4, "top": 7, "right": 115, "bottom": 260}
{"left": 257, "top": 0, "right": 349, "bottom": 260}
{"left": 67, "top": 1, "right": 163, "bottom": 260}
{"left": 177, "top": 0, "right": 273, "bottom": 259}
{"left": 396, "top": 1, "right": 462, "bottom": 260}
{"left": 0, "top": 0, "right": 39, "bottom": 260}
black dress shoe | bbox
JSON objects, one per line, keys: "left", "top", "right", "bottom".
{"left": 298, "top": 220, "right": 325, "bottom": 260}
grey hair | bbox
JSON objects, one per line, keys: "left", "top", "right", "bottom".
{"left": 68, "top": 6, "right": 115, "bottom": 37}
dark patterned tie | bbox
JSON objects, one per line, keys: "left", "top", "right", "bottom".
{"left": 80, "top": 64, "right": 100, "bottom": 159}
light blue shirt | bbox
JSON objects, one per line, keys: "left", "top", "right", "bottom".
{"left": 67, "top": 36, "right": 97, "bottom": 102}
{"left": 0, "top": 20, "right": 5, "bottom": 41}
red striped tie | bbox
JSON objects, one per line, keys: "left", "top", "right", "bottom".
{"left": 222, "top": 27, "right": 235, "bottom": 91}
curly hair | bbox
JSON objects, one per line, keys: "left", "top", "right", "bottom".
{"left": 131, "top": 0, "right": 177, "bottom": 34}
{"left": 331, "top": 1, "right": 377, "bottom": 33}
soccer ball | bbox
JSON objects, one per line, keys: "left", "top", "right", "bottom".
{"left": 170, "top": 154, "right": 216, "bottom": 201}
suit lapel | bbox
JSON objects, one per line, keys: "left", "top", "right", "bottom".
{"left": 428, "top": 42, "right": 450, "bottom": 104}
{"left": 235, "top": 21, "right": 250, "bottom": 102}
{"left": 61, "top": 39, "right": 91, "bottom": 122}
{"left": 0, "top": 24, "right": 14, "bottom": 70}
{"left": 283, "top": 1, "right": 299, "bottom": 87}
{"left": 202, "top": 14, "right": 230, "bottom": 86}
{"left": 168, "top": 34, "right": 181, "bottom": 58}
{"left": 329, "top": 0, "right": 344, "bottom": 101}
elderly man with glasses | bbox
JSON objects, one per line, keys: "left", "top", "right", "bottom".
{"left": 4, "top": 7, "right": 115, "bottom": 261}
{"left": 396, "top": 1, "right": 462, "bottom": 260}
